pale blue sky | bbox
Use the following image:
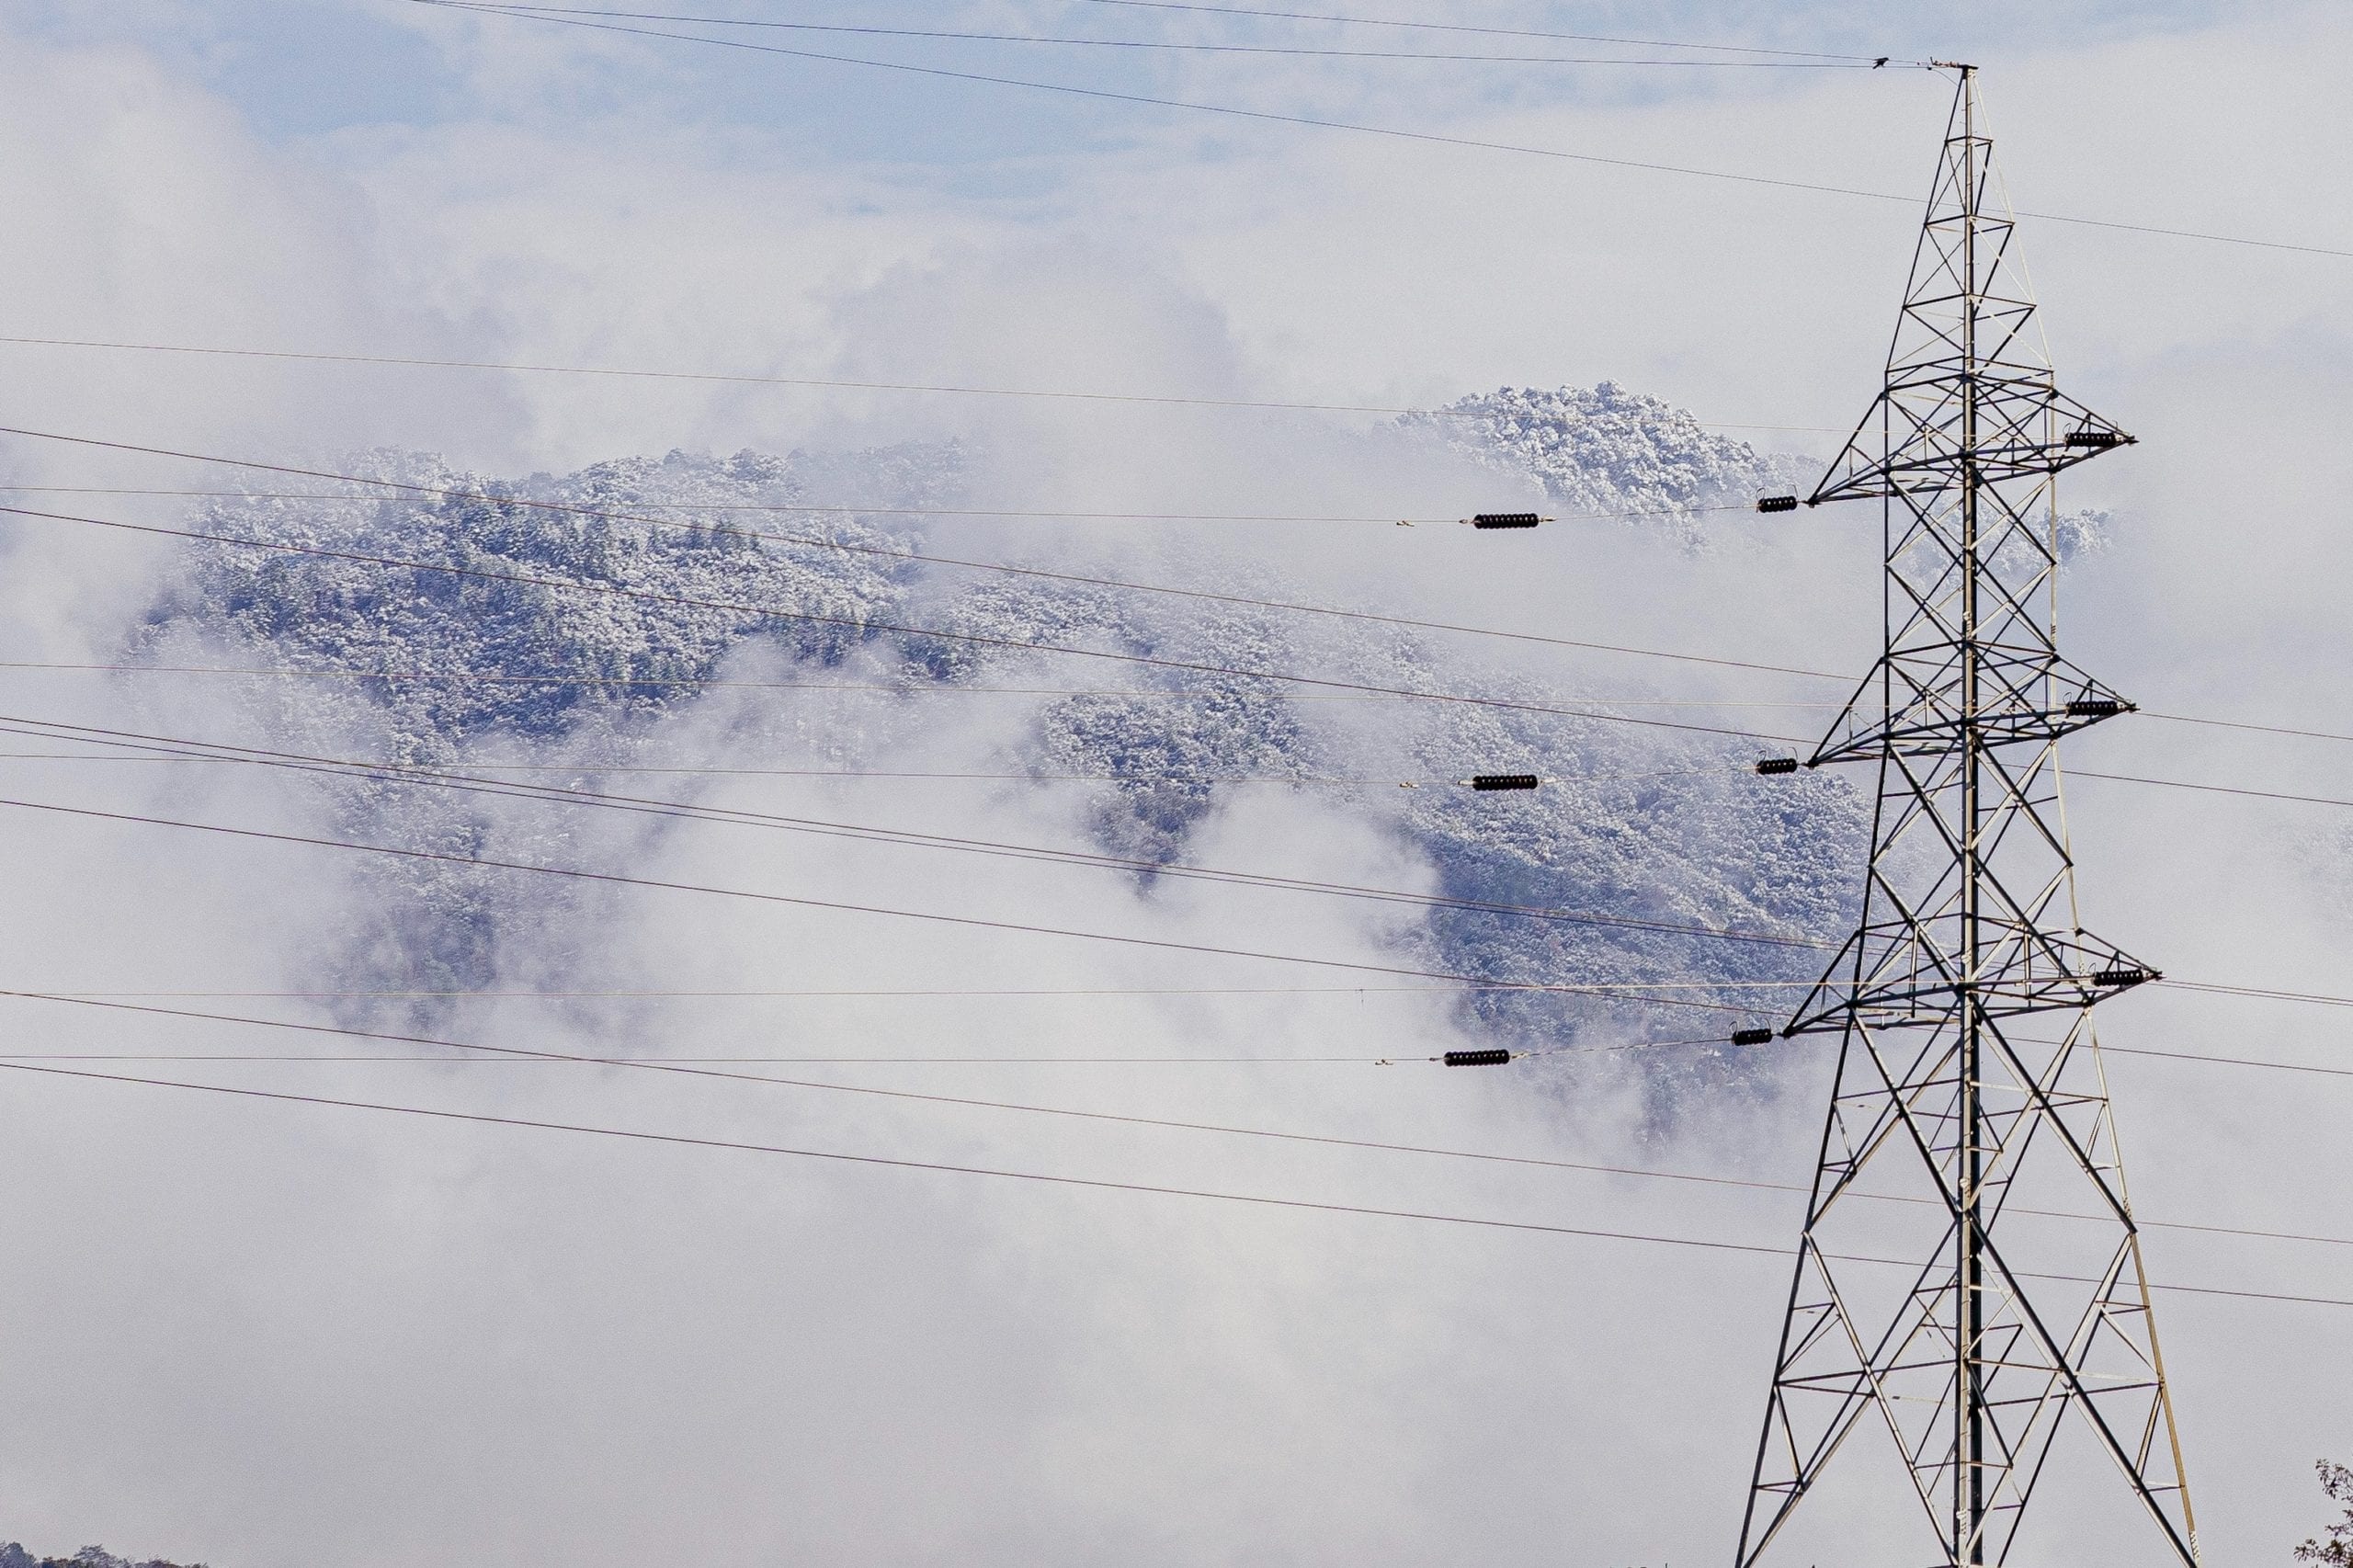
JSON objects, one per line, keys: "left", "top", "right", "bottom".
{"left": 5, "top": 0, "right": 2240, "bottom": 166}
{"left": 2, "top": 0, "right": 2341, "bottom": 467}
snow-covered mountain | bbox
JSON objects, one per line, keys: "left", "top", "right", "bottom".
{"left": 1405, "top": 383, "right": 1819, "bottom": 538}
{"left": 129, "top": 386, "right": 1868, "bottom": 1107}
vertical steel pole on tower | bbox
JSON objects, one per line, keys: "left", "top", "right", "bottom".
{"left": 1734, "top": 67, "right": 2199, "bottom": 1568}
{"left": 1955, "top": 67, "right": 1985, "bottom": 1563}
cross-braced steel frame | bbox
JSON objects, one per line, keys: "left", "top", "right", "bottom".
{"left": 1735, "top": 68, "right": 2200, "bottom": 1568}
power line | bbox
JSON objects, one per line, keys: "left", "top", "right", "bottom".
{"left": 11, "top": 1051, "right": 1400, "bottom": 1062}
{"left": 0, "top": 983, "right": 2325, "bottom": 1083}
{"left": 0, "top": 984, "right": 1723, "bottom": 1076}
{"left": 6, "top": 721, "right": 2344, "bottom": 999}
{"left": 0, "top": 983, "right": 1965, "bottom": 998}
{"left": 0, "top": 749, "right": 1755, "bottom": 789}
{"left": 0, "top": 988, "right": 1410, "bottom": 1066}
{"left": 16, "top": 443, "right": 2353, "bottom": 751}
{"left": 0, "top": 710, "right": 1836, "bottom": 954}
{"left": 18, "top": 739, "right": 2351, "bottom": 829}
{"left": 0, "top": 752, "right": 1745, "bottom": 780}
{"left": 0, "top": 483, "right": 1730, "bottom": 528}
{"left": 1, "top": 717, "right": 2341, "bottom": 1043}
{"left": 2162, "top": 980, "right": 2353, "bottom": 1012}
{"left": 0, "top": 711, "right": 1832, "bottom": 952}
{"left": 2104, "top": 1043, "right": 2353, "bottom": 1078}
{"left": 1068, "top": 0, "right": 1893, "bottom": 61}
{"left": 2140, "top": 710, "right": 2353, "bottom": 747}
{"left": 6, "top": 454, "right": 2345, "bottom": 750}
{"left": 2, "top": 507, "right": 2336, "bottom": 880}
{"left": 0, "top": 427, "right": 1852, "bottom": 680}
{"left": 0, "top": 658, "right": 1836, "bottom": 705}
{"left": 6, "top": 1055, "right": 2345, "bottom": 1310}
{"left": 0, "top": 659, "right": 1829, "bottom": 710}
{"left": 435, "top": 3, "right": 1904, "bottom": 67}
{"left": 5, "top": 712, "right": 2344, "bottom": 971}
{"left": 0, "top": 985, "right": 1561, "bottom": 997}
{"left": 25, "top": 1041, "right": 2325, "bottom": 1077}
{"left": 0, "top": 336, "right": 1844, "bottom": 433}
{"left": 0, "top": 995, "right": 2336, "bottom": 1079}
{"left": 2070, "top": 768, "right": 2353, "bottom": 813}
{"left": 423, "top": 2, "right": 2353, "bottom": 260}
{"left": 426, "top": 0, "right": 1940, "bottom": 212}
{"left": 14, "top": 652, "right": 2338, "bottom": 761}
{"left": 0, "top": 500, "right": 1813, "bottom": 745}
{"left": 33, "top": 746, "right": 2353, "bottom": 849}
{"left": 7, "top": 671, "right": 2334, "bottom": 774}
{"left": 0, "top": 791, "right": 1769, "bottom": 1014}
{"left": 3, "top": 992, "right": 2341, "bottom": 1249}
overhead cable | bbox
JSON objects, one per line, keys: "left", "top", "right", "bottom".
{"left": 0, "top": 501, "right": 1812, "bottom": 745}
{"left": 2, "top": 733, "right": 2344, "bottom": 1029}
{"left": 425, "top": 0, "right": 1948, "bottom": 214}
{"left": 7, "top": 1039, "right": 2331, "bottom": 1080}
{"left": 2, "top": 472, "right": 2346, "bottom": 749}
{"left": 13, "top": 983, "right": 2353, "bottom": 1032}
{"left": 2, "top": 991, "right": 2341, "bottom": 1250}
{"left": 0, "top": 986, "right": 1473, "bottom": 1000}
{"left": 0, "top": 747, "right": 1754, "bottom": 787}
{"left": 0, "top": 483, "right": 1757, "bottom": 530}
{"left": 0, "top": 337, "right": 1837, "bottom": 431}
{"left": 421, "top": 1, "right": 2353, "bottom": 260}
{"left": 17, "top": 448, "right": 2353, "bottom": 749}
{"left": 1069, "top": 0, "right": 1895, "bottom": 61}
{"left": 4, "top": 687, "right": 2343, "bottom": 840}
{"left": 0, "top": 710, "right": 1836, "bottom": 952}
{"left": 0, "top": 792, "right": 1768, "bottom": 1014}
{"left": 2139, "top": 710, "right": 2353, "bottom": 747}
{"left": 0, "top": 427, "right": 1847, "bottom": 680}
{"left": 0, "top": 429, "right": 1841, "bottom": 679}
{"left": 2161, "top": 980, "right": 2353, "bottom": 1012}
{"left": 2101, "top": 1043, "right": 2353, "bottom": 1078}
{"left": 0, "top": 678, "right": 1833, "bottom": 712}
{"left": 426, "top": 4, "right": 1906, "bottom": 67}
{"left": 2068, "top": 768, "right": 2353, "bottom": 813}
{"left": 0, "top": 987, "right": 1726, "bottom": 1090}
{"left": 7, "top": 1056, "right": 2346, "bottom": 1309}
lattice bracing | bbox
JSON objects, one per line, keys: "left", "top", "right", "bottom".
{"left": 1736, "top": 68, "right": 2198, "bottom": 1568}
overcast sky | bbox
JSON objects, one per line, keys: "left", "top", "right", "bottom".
{"left": 0, "top": 3, "right": 2348, "bottom": 1566}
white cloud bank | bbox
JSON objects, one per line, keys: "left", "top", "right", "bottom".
{"left": 0, "top": 5, "right": 2347, "bottom": 1566}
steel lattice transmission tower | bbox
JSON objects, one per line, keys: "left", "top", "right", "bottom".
{"left": 1735, "top": 66, "right": 2200, "bottom": 1568}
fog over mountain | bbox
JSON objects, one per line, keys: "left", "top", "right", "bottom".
{"left": 8, "top": 367, "right": 2345, "bottom": 1568}
{"left": 6, "top": 6, "right": 2350, "bottom": 1562}
{"left": 6, "top": 381, "right": 1922, "bottom": 1567}
{"left": 119, "top": 388, "right": 1867, "bottom": 1113}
